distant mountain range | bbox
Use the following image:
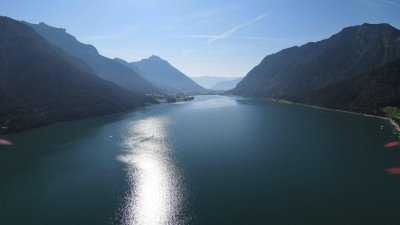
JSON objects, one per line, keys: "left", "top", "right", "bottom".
{"left": 25, "top": 22, "right": 158, "bottom": 94}
{"left": 119, "top": 56, "right": 205, "bottom": 93}
{"left": 0, "top": 16, "right": 155, "bottom": 132}
{"left": 2, "top": 15, "right": 400, "bottom": 132}
{"left": 190, "top": 76, "right": 239, "bottom": 89}
{"left": 231, "top": 23, "right": 400, "bottom": 116}
{"left": 211, "top": 77, "right": 243, "bottom": 90}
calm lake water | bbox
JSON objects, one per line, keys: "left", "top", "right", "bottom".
{"left": 1, "top": 95, "right": 400, "bottom": 225}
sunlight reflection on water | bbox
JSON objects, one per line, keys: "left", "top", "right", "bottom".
{"left": 118, "top": 117, "right": 183, "bottom": 225}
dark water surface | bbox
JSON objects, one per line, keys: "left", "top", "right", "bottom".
{"left": 1, "top": 95, "right": 400, "bottom": 225}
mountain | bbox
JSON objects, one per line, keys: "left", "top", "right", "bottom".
{"left": 303, "top": 58, "right": 400, "bottom": 115}
{"left": 231, "top": 23, "right": 400, "bottom": 115}
{"left": 114, "top": 57, "right": 143, "bottom": 75}
{"left": 25, "top": 22, "right": 158, "bottom": 94}
{"left": 128, "top": 55, "right": 205, "bottom": 93}
{"left": 210, "top": 77, "right": 243, "bottom": 90}
{"left": 0, "top": 16, "right": 155, "bottom": 132}
{"left": 190, "top": 76, "right": 236, "bottom": 89}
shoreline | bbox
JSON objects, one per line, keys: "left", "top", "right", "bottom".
{"left": 0, "top": 96, "right": 195, "bottom": 135}
{"left": 261, "top": 97, "right": 400, "bottom": 133}
{"left": 388, "top": 117, "right": 400, "bottom": 132}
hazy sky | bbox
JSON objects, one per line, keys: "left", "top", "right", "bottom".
{"left": 1, "top": 0, "right": 400, "bottom": 77}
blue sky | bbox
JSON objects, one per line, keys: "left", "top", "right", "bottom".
{"left": 1, "top": 0, "right": 400, "bottom": 77}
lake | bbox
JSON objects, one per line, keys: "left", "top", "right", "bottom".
{"left": 1, "top": 95, "right": 400, "bottom": 225}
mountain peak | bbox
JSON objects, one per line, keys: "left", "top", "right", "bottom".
{"left": 149, "top": 55, "right": 161, "bottom": 60}
{"left": 132, "top": 55, "right": 205, "bottom": 93}
{"left": 138, "top": 55, "right": 169, "bottom": 65}
{"left": 360, "top": 23, "right": 397, "bottom": 31}
{"left": 329, "top": 23, "right": 400, "bottom": 44}
{"left": 147, "top": 55, "right": 166, "bottom": 62}
{"left": 340, "top": 23, "right": 398, "bottom": 34}
{"left": 360, "top": 22, "right": 391, "bottom": 28}
{"left": 37, "top": 21, "right": 67, "bottom": 33}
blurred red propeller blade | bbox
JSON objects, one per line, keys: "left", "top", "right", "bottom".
{"left": 386, "top": 167, "right": 400, "bottom": 175}
{"left": 384, "top": 141, "right": 400, "bottom": 148}
{"left": 0, "top": 139, "right": 13, "bottom": 146}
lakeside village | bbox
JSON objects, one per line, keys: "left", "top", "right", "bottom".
{"left": 146, "top": 94, "right": 195, "bottom": 104}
